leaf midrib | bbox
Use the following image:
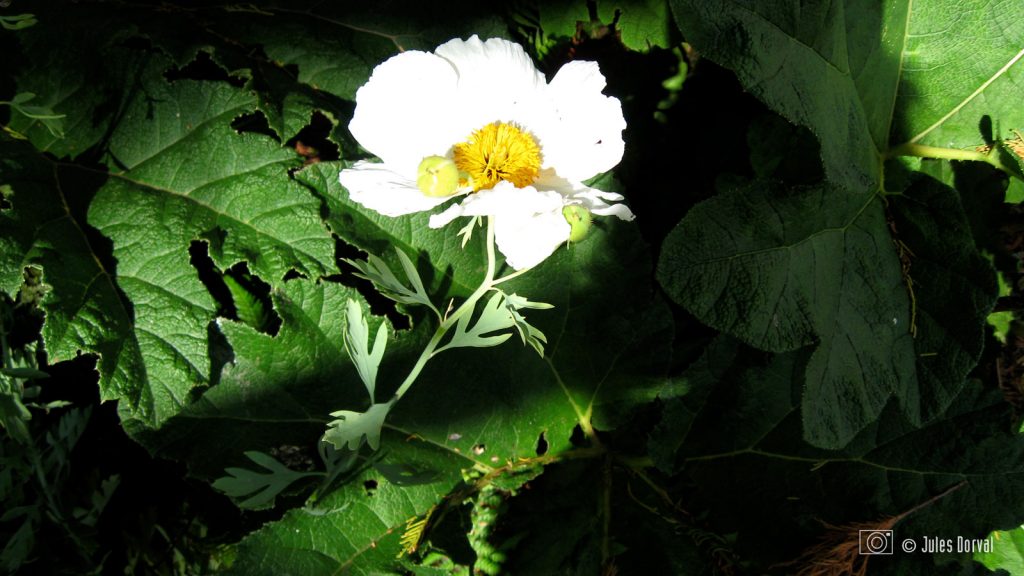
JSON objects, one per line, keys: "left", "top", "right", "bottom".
{"left": 902, "top": 46, "right": 1024, "bottom": 146}
{"left": 106, "top": 163, "right": 328, "bottom": 276}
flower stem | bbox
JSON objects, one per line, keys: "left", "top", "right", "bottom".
{"left": 491, "top": 266, "right": 532, "bottom": 286}
{"left": 390, "top": 217, "right": 497, "bottom": 403}
{"left": 888, "top": 142, "right": 1012, "bottom": 173}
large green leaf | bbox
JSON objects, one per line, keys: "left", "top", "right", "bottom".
{"left": 650, "top": 338, "right": 1024, "bottom": 574}
{"left": 224, "top": 430, "right": 468, "bottom": 576}
{"left": 658, "top": 174, "right": 995, "bottom": 448}
{"left": 670, "top": 0, "right": 1024, "bottom": 189}
{"left": 659, "top": 0, "right": 1004, "bottom": 448}
{"left": 132, "top": 214, "right": 671, "bottom": 570}
{"left": 84, "top": 58, "right": 335, "bottom": 425}
{"left": 977, "top": 526, "right": 1024, "bottom": 575}
{"left": 0, "top": 137, "right": 139, "bottom": 403}
{"left": 518, "top": 0, "right": 671, "bottom": 52}
{"left": 126, "top": 280, "right": 397, "bottom": 477}
{"left": 307, "top": 161, "right": 674, "bottom": 442}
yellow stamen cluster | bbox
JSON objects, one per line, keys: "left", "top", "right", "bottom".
{"left": 453, "top": 122, "right": 542, "bottom": 191}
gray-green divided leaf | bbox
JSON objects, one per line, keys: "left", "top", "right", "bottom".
{"left": 657, "top": 181, "right": 917, "bottom": 448}
{"left": 326, "top": 402, "right": 394, "bottom": 451}
{"left": 224, "top": 431, "right": 467, "bottom": 576}
{"left": 441, "top": 292, "right": 515, "bottom": 351}
{"left": 212, "top": 450, "right": 320, "bottom": 510}
{"left": 126, "top": 280, "right": 386, "bottom": 477}
{"left": 87, "top": 59, "right": 334, "bottom": 425}
{"left": 343, "top": 298, "right": 389, "bottom": 402}
{"left": 308, "top": 158, "right": 673, "bottom": 450}
{"left": 297, "top": 162, "right": 488, "bottom": 300}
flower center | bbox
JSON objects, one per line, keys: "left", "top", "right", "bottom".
{"left": 453, "top": 122, "right": 541, "bottom": 191}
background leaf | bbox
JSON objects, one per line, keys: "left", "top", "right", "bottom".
{"left": 657, "top": 180, "right": 918, "bottom": 447}
{"left": 650, "top": 339, "right": 1024, "bottom": 574}
{"left": 0, "top": 137, "right": 138, "bottom": 406}
{"left": 661, "top": 0, "right": 1004, "bottom": 448}
{"left": 86, "top": 56, "right": 335, "bottom": 425}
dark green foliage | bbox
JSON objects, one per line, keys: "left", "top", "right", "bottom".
{"left": 1, "top": 1, "right": 1022, "bottom": 574}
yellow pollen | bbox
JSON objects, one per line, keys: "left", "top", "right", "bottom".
{"left": 453, "top": 122, "right": 542, "bottom": 191}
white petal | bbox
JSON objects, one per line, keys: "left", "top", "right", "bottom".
{"left": 339, "top": 161, "right": 458, "bottom": 217}
{"left": 435, "top": 36, "right": 546, "bottom": 128}
{"left": 493, "top": 210, "right": 570, "bottom": 270}
{"left": 428, "top": 181, "right": 563, "bottom": 228}
{"left": 427, "top": 182, "right": 570, "bottom": 269}
{"left": 570, "top": 189, "right": 635, "bottom": 221}
{"left": 587, "top": 202, "right": 635, "bottom": 220}
{"left": 540, "top": 61, "right": 626, "bottom": 181}
{"left": 533, "top": 170, "right": 634, "bottom": 221}
{"left": 348, "top": 51, "right": 465, "bottom": 171}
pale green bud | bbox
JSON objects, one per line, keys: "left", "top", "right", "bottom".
{"left": 562, "top": 205, "right": 592, "bottom": 243}
{"left": 416, "top": 155, "right": 460, "bottom": 197}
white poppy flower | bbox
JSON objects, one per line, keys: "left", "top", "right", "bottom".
{"left": 338, "top": 35, "right": 634, "bottom": 269}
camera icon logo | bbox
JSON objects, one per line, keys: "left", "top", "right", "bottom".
{"left": 858, "top": 530, "right": 894, "bottom": 555}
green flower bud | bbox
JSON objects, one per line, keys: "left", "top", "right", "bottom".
{"left": 562, "top": 205, "right": 592, "bottom": 243}
{"left": 416, "top": 155, "right": 460, "bottom": 197}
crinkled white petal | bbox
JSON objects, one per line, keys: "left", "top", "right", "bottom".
{"left": 429, "top": 181, "right": 563, "bottom": 228}
{"left": 537, "top": 61, "right": 626, "bottom": 181}
{"left": 428, "top": 182, "right": 570, "bottom": 270}
{"left": 533, "top": 169, "right": 634, "bottom": 221}
{"left": 339, "top": 161, "right": 459, "bottom": 217}
{"left": 342, "top": 36, "right": 630, "bottom": 239}
{"left": 493, "top": 209, "right": 571, "bottom": 270}
{"left": 570, "top": 189, "right": 635, "bottom": 220}
{"left": 434, "top": 35, "right": 547, "bottom": 129}
{"left": 348, "top": 51, "right": 466, "bottom": 171}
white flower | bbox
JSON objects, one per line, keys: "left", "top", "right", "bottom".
{"left": 338, "top": 35, "right": 634, "bottom": 269}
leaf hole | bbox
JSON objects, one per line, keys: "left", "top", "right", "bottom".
{"left": 535, "top": 432, "right": 548, "bottom": 456}
{"left": 363, "top": 479, "right": 378, "bottom": 495}
{"left": 286, "top": 111, "right": 340, "bottom": 165}
{"left": 189, "top": 240, "right": 233, "bottom": 315}
{"left": 231, "top": 111, "right": 278, "bottom": 140}
{"left": 282, "top": 269, "right": 306, "bottom": 282}
{"left": 321, "top": 238, "right": 410, "bottom": 330}
{"left": 188, "top": 242, "right": 282, "bottom": 336}
{"left": 472, "top": 443, "right": 486, "bottom": 456}
{"left": 569, "top": 424, "right": 588, "bottom": 447}
{"left": 224, "top": 262, "right": 282, "bottom": 336}
{"left": 164, "top": 50, "right": 245, "bottom": 87}
{"left": 269, "top": 444, "right": 315, "bottom": 471}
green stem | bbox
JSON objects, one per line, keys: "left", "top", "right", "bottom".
{"left": 491, "top": 266, "right": 532, "bottom": 286}
{"left": 390, "top": 217, "right": 497, "bottom": 403}
{"left": 888, "top": 142, "right": 1012, "bottom": 173}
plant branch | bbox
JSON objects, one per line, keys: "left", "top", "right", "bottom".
{"left": 888, "top": 142, "right": 1012, "bottom": 173}
{"left": 390, "top": 217, "right": 498, "bottom": 403}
